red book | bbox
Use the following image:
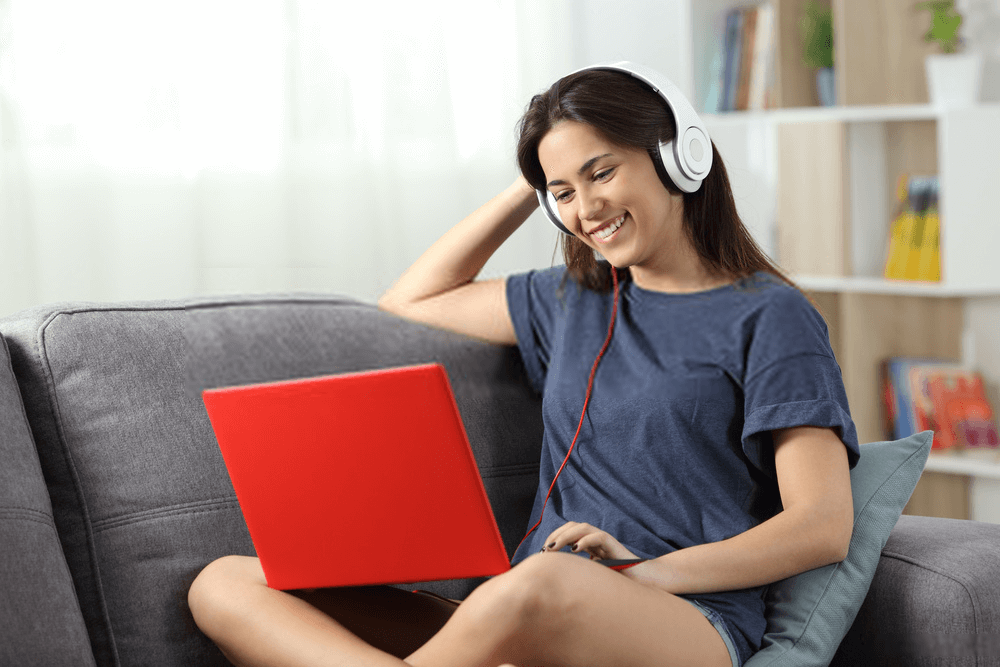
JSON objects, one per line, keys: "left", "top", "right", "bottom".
{"left": 925, "top": 369, "right": 999, "bottom": 449}
{"left": 907, "top": 365, "right": 999, "bottom": 449}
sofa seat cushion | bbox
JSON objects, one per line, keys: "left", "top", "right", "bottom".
{"left": 0, "top": 295, "right": 543, "bottom": 667}
{"left": 0, "top": 334, "right": 95, "bottom": 666}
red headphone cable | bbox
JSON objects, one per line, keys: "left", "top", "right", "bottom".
{"left": 515, "top": 266, "right": 620, "bottom": 556}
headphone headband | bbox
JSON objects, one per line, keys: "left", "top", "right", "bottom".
{"left": 535, "top": 61, "right": 712, "bottom": 235}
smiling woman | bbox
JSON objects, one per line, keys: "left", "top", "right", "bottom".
{"left": 190, "top": 62, "right": 859, "bottom": 667}
{"left": 515, "top": 67, "right": 789, "bottom": 294}
{"left": 535, "top": 121, "right": 696, "bottom": 292}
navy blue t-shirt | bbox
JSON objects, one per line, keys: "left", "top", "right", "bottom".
{"left": 505, "top": 266, "right": 859, "bottom": 664}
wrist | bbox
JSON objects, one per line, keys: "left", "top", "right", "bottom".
{"left": 511, "top": 174, "right": 536, "bottom": 199}
{"left": 622, "top": 558, "right": 681, "bottom": 593}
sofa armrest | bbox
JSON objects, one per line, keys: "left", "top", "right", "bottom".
{"left": 833, "top": 514, "right": 1000, "bottom": 664}
{"left": 0, "top": 335, "right": 96, "bottom": 666}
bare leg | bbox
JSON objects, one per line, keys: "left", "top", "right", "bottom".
{"left": 188, "top": 555, "right": 455, "bottom": 667}
{"left": 190, "top": 552, "right": 733, "bottom": 667}
{"left": 404, "top": 551, "right": 732, "bottom": 667}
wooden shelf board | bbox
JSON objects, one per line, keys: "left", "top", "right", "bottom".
{"left": 705, "top": 104, "right": 938, "bottom": 125}
{"left": 705, "top": 103, "right": 1000, "bottom": 126}
{"left": 924, "top": 450, "right": 1000, "bottom": 480}
{"left": 795, "top": 275, "right": 1000, "bottom": 298}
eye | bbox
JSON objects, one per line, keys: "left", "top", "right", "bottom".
{"left": 553, "top": 190, "right": 573, "bottom": 203}
{"left": 594, "top": 167, "right": 615, "bottom": 181}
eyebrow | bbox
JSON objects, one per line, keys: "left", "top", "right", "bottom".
{"left": 546, "top": 153, "right": 614, "bottom": 188}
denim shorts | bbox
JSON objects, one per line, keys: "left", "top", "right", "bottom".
{"left": 683, "top": 599, "right": 741, "bottom": 667}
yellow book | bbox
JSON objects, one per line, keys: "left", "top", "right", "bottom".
{"left": 901, "top": 211, "right": 926, "bottom": 281}
{"left": 884, "top": 175, "right": 912, "bottom": 280}
{"left": 884, "top": 210, "right": 912, "bottom": 280}
{"left": 886, "top": 176, "right": 939, "bottom": 282}
{"left": 916, "top": 184, "right": 941, "bottom": 281}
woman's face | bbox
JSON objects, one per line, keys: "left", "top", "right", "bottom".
{"left": 537, "top": 120, "right": 688, "bottom": 282}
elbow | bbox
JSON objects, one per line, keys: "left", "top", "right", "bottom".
{"left": 828, "top": 533, "right": 851, "bottom": 564}
{"left": 376, "top": 292, "right": 394, "bottom": 312}
{"left": 824, "top": 508, "right": 854, "bottom": 565}
{"left": 377, "top": 290, "right": 407, "bottom": 316}
{"left": 793, "top": 504, "right": 853, "bottom": 568}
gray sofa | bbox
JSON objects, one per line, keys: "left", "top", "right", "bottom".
{"left": 1, "top": 294, "right": 999, "bottom": 666}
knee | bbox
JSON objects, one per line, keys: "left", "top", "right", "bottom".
{"left": 469, "top": 553, "right": 580, "bottom": 628}
{"left": 187, "top": 555, "right": 263, "bottom": 635}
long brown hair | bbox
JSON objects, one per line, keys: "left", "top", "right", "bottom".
{"left": 516, "top": 68, "right": 793, "bottom": 292}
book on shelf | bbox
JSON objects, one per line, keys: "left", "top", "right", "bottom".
{"left": 883, "top": 175, "right": 941, "bottom": 282}
{"left": 708, "top": 2, "right": 775, "bottom": 113}
{"left": 747, "top": 2, "right": 775, "bottom": 111}
{"left": 880, "top": 357, "right": 999, "bottom": 450}
{"left": 735, "top": 6, "right": 757, "bottom": 111}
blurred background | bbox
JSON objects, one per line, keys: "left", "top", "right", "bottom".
{"left": 0, "top": 0, "right": 696, "bottom": 316}
{"left": 3, "top": 0, "right": 1000, "bottom": 518}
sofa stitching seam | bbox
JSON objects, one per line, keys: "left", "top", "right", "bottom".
{"left": 34, "top": 296, "right": 366, "bottom": 318}
{"left": 94, "top": 504, "right": 244, "bottom": 533}
{"left": 479, "top": 463, "right": 538, "bottom": 478}
{"left": 0, "top": 508, "right": 57, "bottom": 528}
{"left": 0, "top": 505, "right": 53, "bottom": 518}
{"left": 93, "top": 498, "right": 241, "bottom": 532}
{"left": 878, "top": 548, "right": 982, "bottom": 637}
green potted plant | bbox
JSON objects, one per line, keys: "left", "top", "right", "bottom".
{"left": 800, "top": 1, "right": 835, "bottom": 106}
{"left": 917, "top": 0, "right": 983, "bottom": 106}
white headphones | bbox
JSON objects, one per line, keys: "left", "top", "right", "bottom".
{"left": 536, "top": 61, "right": 713, "bottom": 235}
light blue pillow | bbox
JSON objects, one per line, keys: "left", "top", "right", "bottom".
{"left": 745, "top": 431, "right": 933, "bottom": 666}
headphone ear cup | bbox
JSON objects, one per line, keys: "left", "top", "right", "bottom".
{"left": 536, "top": 188, "right": 573, "bottom": 235}
{"left": 658, "top": 139, "right": 701, "bottom": 194}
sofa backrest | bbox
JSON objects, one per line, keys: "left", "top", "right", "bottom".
{"left": 0, "top": 334, "right": 96, "bottom": 666}
{"left": 0, "top": 295, "right": 543, "bottom": 667}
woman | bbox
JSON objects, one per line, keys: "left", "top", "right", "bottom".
{"left": 189, "top": 64, "right": 859, "bottom": 667}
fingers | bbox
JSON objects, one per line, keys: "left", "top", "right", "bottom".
{"left": 541, "top": 522, "right": 614, "bottom": 557}
{"left": 540, "top": 521, "right": 591, "bottom": 553}
{"left": 541, "top": 522, "right": 639, "bottom": 561}
{"left": 570, "top": 532, "right": 614, "bottom": 559}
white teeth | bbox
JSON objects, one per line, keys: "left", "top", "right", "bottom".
{"left": 593, "top": 214, "right": 626, "bottom": 240}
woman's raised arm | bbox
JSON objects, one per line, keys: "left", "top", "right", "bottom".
{"left": 377, "top": 176, "right": 539, "bottom": 346}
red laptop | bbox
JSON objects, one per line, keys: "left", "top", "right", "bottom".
{"left": 202, "top": 363, "right": 511, "bottom": 590}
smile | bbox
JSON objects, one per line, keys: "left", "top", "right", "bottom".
{"left": 591, "top": 213, "right": 626, "bottom": 242}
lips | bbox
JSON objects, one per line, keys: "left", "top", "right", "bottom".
{"left": 590, "top": 213, "right": 627, "bottom": 242}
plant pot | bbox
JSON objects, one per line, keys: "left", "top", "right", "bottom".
{"left": 816, "top": 67, "right": 836, "bottom": 106}
{"left": 925, "top": 53, "right": 983, "bottom": 107}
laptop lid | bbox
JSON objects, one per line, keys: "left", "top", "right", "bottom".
{"left": 202, "top": 363, "right": 511, "bottom": 590}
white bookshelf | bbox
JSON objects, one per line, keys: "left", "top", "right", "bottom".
{"left": 704, "top": 104, "right": 1000, "bottom": 290}
{"left": 687, "top": 0, "right": 1000, "bottom": 522}
{"left": 925, "top": 450, "right": 1000, "bottom": 480}
{"left": 795, "top": 275, "right": 1000, "bottom": 298}
{"left": 704, "top": 103, "right": 943, "bottom": 126}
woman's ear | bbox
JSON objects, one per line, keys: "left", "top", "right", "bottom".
{"left": 648, "top": 147, "right": 684, "bottom": 195}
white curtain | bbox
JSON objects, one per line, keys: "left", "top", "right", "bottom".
{"left": 0, "top": 0, "right": 585, "bottom": 315}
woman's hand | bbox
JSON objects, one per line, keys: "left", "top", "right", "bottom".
{"left": 541, "top": 522, "right": 638, "bottom": 561}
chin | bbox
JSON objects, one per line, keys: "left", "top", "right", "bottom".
{"left": 595, "top": 249, "right": 632, "bottom": 271}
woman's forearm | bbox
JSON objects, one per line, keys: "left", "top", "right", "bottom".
{"left": 378, "top": 176, "right": 538, "bottom": 311}
{"left": 623, "top": 504, "right": 851, "bottom": 595}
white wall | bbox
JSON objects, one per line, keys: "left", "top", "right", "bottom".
{"left": 0, "top": 0, "right": 693, "bottom": 315}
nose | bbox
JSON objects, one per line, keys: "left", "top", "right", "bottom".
{"left": 576, "top": 187, "right": 605, "bottom": 223}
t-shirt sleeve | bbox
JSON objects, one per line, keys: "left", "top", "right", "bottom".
{"left": 505, "top": 267, "right": 567, "bottom": 394}
{"left": 740, "top": 287, "right": 860, "bottom": 478}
